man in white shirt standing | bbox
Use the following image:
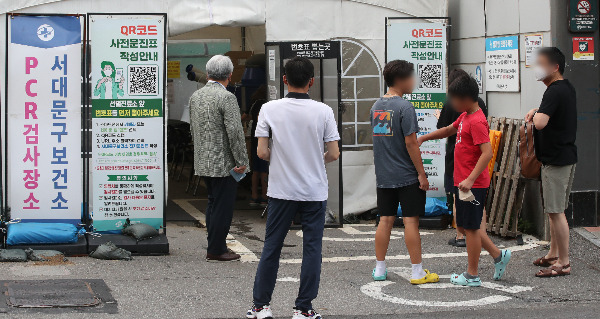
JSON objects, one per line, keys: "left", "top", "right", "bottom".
{"left": 247, "top": 57, "right": 340, "bottom": 319}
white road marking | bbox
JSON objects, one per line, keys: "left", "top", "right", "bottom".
{"left": 295, "top": 225, "right": 433, "bottom": 242}
{"left": 173, "top": 199, "right": 258, "bottom": 263}
{"left": 280, "top": 235, "right": 541, "bottom": 264}
{"left": 360, "top": 281, "right": 512, "bottom": 307}
{"left": 277, "top": 277, "right": 300, "bottom": 282}
{"left": 388, "top": 267, "right": 532, "bottom": 294}
{"left": 296, "top": 230, "right": 403, "bottom": 242}
{"left": 172, "top": 199, "right": 206, "bottom": 225}
{"left": 340, "top": 225, "right": 434, "bottom": 236}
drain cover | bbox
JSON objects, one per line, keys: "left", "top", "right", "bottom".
{"left": 5, "top": 280, "right": 100, "bottom": 308}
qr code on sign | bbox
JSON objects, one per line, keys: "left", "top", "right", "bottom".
{"left": 128, "top": 65, "right": 158, "bottom": 95}
{"left": 418, "top": 64, "right": 442, "bottom": 89}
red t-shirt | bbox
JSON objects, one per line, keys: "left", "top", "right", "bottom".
{"left": 452, "top": 109, "right": 491, "bottom": 188}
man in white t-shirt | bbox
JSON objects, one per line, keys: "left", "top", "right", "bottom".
{"left": 247, "top": 57, "right": 340, "bottom": 319}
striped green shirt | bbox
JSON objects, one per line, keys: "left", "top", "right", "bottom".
{"left": 189, "top": 81, "right": 249, "bottom": 177}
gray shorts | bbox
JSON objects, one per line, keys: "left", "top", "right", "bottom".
{"left": 541, "top": 164, "right": 576, "bottom": 214}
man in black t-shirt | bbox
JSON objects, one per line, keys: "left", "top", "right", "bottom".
{"left": 437, "top": 69, "right": 488, "bottom": 247}
{"left": 525, "top": 47, "right": 577, "bottom": 278}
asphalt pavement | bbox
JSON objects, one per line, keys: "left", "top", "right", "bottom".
{"left": 1, "top": 197, "right": 599, "bottom": 318}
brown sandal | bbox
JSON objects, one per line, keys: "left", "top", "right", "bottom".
{"left": 533, "top": 256, "right": 558, "bottom": 267}
{"left": 535, "top": 264, "right": 571, "bottom": 277}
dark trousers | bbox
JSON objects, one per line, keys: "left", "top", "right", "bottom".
{"left": 253, "top": 198, "right": 326, "bottom": 311}
{"left": 203, "top": 176, "right": 238, "bottom": 255}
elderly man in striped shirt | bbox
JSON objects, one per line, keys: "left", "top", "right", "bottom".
{"left": 189, "top": 55, "right": 249, "bottom": 262}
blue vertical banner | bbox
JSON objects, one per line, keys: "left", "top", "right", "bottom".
{"left": 6, "top": 15, "right": 83, "bottom": 223}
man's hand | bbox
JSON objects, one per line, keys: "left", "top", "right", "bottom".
{"left": 458, "top": 177, "right": 474, "bottom": 192}
{"left": 417, "top": 136, "right": 426, "bottom": 147}
{"left": 233, "top": 165, "right": 246, "bottom": 174}
{"left": 525, "top": 108, "right": 538, "bottom": 123}
{"left": 418, "top": 173, "right": 429, "bottom": 191}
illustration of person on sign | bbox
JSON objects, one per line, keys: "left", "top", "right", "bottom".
{"left": 94, "top": 61, "right": 124, "bottom": 99}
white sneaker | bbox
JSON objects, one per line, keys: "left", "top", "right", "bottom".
{"left": 247, "top": 304, "right": 273, "bottom": 319}
{"left": 292, "top": 308, "right": 322, "bottom": 319}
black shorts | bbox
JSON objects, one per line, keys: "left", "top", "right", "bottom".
{"left": 377, "top": 182, "right": 426, "bottom": 217}
{"left": 454, "top": 187, "right": 487, "bottom": 230}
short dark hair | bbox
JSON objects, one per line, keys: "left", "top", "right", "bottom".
{"left": 284, "top": 57, "right": 314, "bottom": 88}
{"left": 448, "top": 75, "right": 479, "bottom": 102}
{"left": 383, "top": 60, "right": 414, "bottom": 87}
{"left": 537, "top": 47, "right": 565, "bottom": 74}
{"left": 448, "top": 69, "right": 469, "bottom": 86}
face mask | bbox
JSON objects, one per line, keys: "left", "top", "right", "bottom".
{"left": 104, "top": 69, "right": 113, "bottom": 77}
{"left": 533, "top": 66, "right": 549, "bottom": 81}
{"left": 459, "top": 189, "right": 481, "bottom": 206}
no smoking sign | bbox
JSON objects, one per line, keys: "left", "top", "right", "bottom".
{"left": 570, "top": 0, "right": 598, "bottom": 32}
{"left": 579, "top": 0, "right": 592, "bottom": 14}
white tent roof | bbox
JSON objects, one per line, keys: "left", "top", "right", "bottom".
{"left": 1, "top": 0, "right": 447, "bottom": 36}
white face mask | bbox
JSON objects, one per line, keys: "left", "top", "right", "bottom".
{"left": 104, "top": 68, "right": 113, "bottom": 77}
{"left": 533, "top": 65, "right": 549, "bottom": 81}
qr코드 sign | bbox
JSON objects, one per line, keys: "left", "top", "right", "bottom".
{"left": 386, "top": 21, "right": 448, "bottom": 198}
{"left": 89, "top": 14, "right": 166, "bottom": 232}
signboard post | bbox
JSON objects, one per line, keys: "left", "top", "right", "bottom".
{"left": 88, "top": 14, "right": 166, "bottom": 232}
{"left": 569, "top": 0, "right": 598, "bottom": 32}
{"left": 5, "top": 15, "right": 83, "bottom": 223}
{"left": 386, "top": 20, "right": 448, "bottom": 198}
{"left": 485, "top": 36, "right": 520, "bottom": 92}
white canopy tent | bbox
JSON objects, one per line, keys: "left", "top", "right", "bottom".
{"left": 0, "top": 0, "right": 448, "bottom": 216}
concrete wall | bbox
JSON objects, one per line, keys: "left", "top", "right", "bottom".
{"left": 449, "top": 0, "right": 552, "bottom": 118}
{"left": 450, "top": 0, "right": 600, "bottom": 232}
{"left": 550, "top": 0, "right": 600, "bottom": 227}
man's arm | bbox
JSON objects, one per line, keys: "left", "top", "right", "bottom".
{"left": 532, "top": 112, "right": 550, "bottom": 130}
{"left": 418, "top": 124, "right": 458, "bottom": 146}
{"left": 222, "top": 94, "right": 249, "bottom": 172}
{"left": 257, "top": 137, "right": 270, "bottom": 161}
{"left": 527, "top": 88, "right": 557, "bottom": 130}
{"left": 405, "top": 132, "right": 429, "bottom": 191}
{"left": 458, "top": 142, "right": 493, "bottom": 192}
{"left": 324, "top": 140, "right": 340, "bottom": 163}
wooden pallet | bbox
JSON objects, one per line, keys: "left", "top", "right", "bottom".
{"left": 485, "top": 117, "right": 526, "bottom": 237}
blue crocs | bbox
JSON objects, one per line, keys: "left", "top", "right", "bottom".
{"left": 372, "top": 268, "right": 387, "bottom": 281}
{"left": 450, "top": 273, "right": 482, "bottom": 287}
{"left": 493, "top": 249, "right": 512, "bottom": 281}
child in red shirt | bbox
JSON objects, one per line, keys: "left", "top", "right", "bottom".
{"left": 418, "top": 75, "right": 511, "bottom": 287}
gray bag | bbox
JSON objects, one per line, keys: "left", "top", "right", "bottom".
{"left": 89, "top": 242, "right": 132, "bottom": 260}
{"left": 0, "top": 249, "right": 28, "bottom": 262}
{"left": 122, "top": 223, "right": 159, "bottom": 241}
{"left": 25, "top": 249, "right": 65, "bottom": 261}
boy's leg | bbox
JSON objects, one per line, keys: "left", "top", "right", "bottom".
{"left": 295, "top": 200, "right": 327, "bottom": 311}
{"left": 375, "top": 217, "right": 395, "bottom": 261}
{"left": 454, "top": 187, "right": 484, "bottom": 276}
{"left": 480, "top": 210, "right": 501, "bottom": 259}
{"left": 375, "top": 188, "right": 399, "bottom": 262}
{"left": 453, "top": 195, "right": 464, "bottom": 240}
{"left": 398, "top": 182, "right": 428, "bottom": 280}
{"left": 465, "top": 229, "right": 481, "bottom": 276}
{"left": 253, "top": 198, "right": 298, "bottom": 308}
{"left": 403, "top": 216, "right": 422, "bottom": 264}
